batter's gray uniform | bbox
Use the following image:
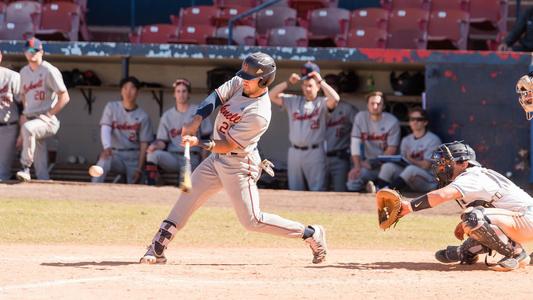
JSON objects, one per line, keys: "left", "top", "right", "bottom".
{"left": 147, "top": 105, "right": 212, "bottom": 172}
{"left": 378, "top": 131, "right": 441, "bottom": 192}
{"left": 166, "top": 76, "right": 305, "bottom": 238}
{"left": 347, "top": 111, "right": 400, "bottom": 191}
{"left": 325, "top": 101, "right": 357, "bottom": 191}
{"left": 92, "top": 101, "right": 153, "bottom": 184}
{"left": 281, "top": 94, "right": 329, "bottom": 191}
{"left": 0, "top": 67, "right": 20, "bottom": 180}
{"left": 19, "top": 61, "right": 66, "bottom": 180}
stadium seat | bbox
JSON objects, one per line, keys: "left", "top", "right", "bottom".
{"left": 427, "top": 9, "right": 469, "bottom": 50}
{"left": 175, "top": 24, "right": 216, "bottom": 45}
{"left": 262, "top": 26, "right": 308, "bottom": 47}
{"left": 346, "top": 8, "right": 389, "bottom": 32}
{"left": 214, "top": 0, "right": 258, "bottom": 8}
{"left": 468, "top": 0, "right": 507, "bottom": 33}
{"left": 431, "top": 0, "right": 470, "bottom": 12}
{"left": 5, "top": 1, "right": 41, "bottom": 28}
{"left": 381, "top": 0, "right": 431, "bottom": 11}
{"left": 259, "top": 0, "right": 290, "bottom": 6}
{"left": 36, "top": 2, "right": 81, "bottom": 41}
{"left": 302, "top": 7, "right": 349, "bottom": 47}
{"left": 214, "top": 5, "right": 255, "bottom": 27}
{"left": 129, "top": 24, "right": 178, "bottom": 44}
{"left": 208, "top": 26, "right": 256, "bottom": 45}
{"left": 256, "top": 6, "right": 297, "bottom": 36}
{"left": 0, "top": 2, "right": 6, "bottom": 26}
{"left": 336, "top": 27, "right": 387, "bottom": 49}
{"left": 288, "top": 0, "right": 332, "bottom": 19}
{"left": 387, "top": 8, "right": 429, "bottom": 49}
{"left": 0, "top": 21, "right": 34, "bottom": 40}
{"left": 171, "top": 6, "right": 219, "bottom": 27}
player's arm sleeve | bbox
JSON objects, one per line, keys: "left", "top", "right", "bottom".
{"left": 199, "top": 117, "right": 213, "bottom": 139}
{"left": 387, "top": 118, "right": 401, "bottom": 147}
{"left": 226, "top": 113, "right": 268, "bottom": 150}
{"left": 196, "top": 92, "right": 222, "bottom": 120}
{"left": 139, "top": 115, "right": 154, "bottom": 143}
{"left": 350, "top": 113, "right": 363, "bottom": 156}
{"left": 101, "top": 125, "right": 112, "bottom": 149}
{"left": 46, "top": 66, "right": 67, "bottom": 93}
{"left": 100, "top": 103, "right": 113, "bottom": 126}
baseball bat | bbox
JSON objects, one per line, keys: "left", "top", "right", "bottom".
{"left": 178, "top": 141, "right": 192, "bottom": 193}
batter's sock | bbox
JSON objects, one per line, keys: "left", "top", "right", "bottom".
{"left": 302, "top": 226, "right": 315, "bottom": 240}
{"left": 390, "top": 177, "right": 407, "bottom": 191}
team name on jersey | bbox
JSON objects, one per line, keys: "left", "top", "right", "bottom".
{"left": 112, "top": 121, "right": 140, "bottom": 131}
{"left": 220, "top": 104, "right": 242, "bottom": 123}
{"left": 170, "top": 128, "right": 182, "bottom": 138}
{"left": 0, "top": 83, "right": 8, "bottom": 94}
{"left": 292, "top": 108, "right": 319, "bottom": 121}
{"left": 409, "top": 150, "right": 424, "bottom": 160}
{"left": 361, "top": 132, "right": 388, "bottom": 142}
{"left": 23, "top": 79, "right": 43, "bottom": 94}
{"left": 327, "top": 115, "right": 347, "bottom": 127}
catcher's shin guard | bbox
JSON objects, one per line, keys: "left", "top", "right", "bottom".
{"left": 140, "top": 220, "right": 177, "bottom": 264}
{"left": 435, "top": 238, "right": 488, "bottom": 264}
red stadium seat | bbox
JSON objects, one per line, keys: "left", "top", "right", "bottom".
{"left": 129, "top": 24, "right": 178, "bottom": 44}
{"left": 256, "top": 6, "right": 297, "bottom": 36}
{"left": 214, "top": 0, "right": 258, "bottom": 8}
{"left": 259, "top": 0, "right": 290, "bottom": 6}
{"left": 387, "top": 8, "right": 429, "bottom": 49}
{"left": 303, "top": 7, "right": 349, "bottom": 46}
{"left": 262, "top": 26, "right": 308, "bottom": 47}
{"left": 469, "top": 0, "right": 507, "bottom": 33}
{"left": 214, "top": 5, "right": 254, "bottom": 27}
{"left": 381, "top": 0, "right": 431, "bottom": 11}
{"left": 0, "top": 21, "right": 34, "bottom": 40}
{"left": 347, "top": 8, "right": 389, "bottom": 32}
{"left": 288, "top": 0, "right": 332, "bottom": 19}
{"left": 427, "top": 9, "right": 469, "bottom": 49}
{"left": 172, "top": 6, "right": 219, "bottom": 27}
{"left": 36, "top": 2, "right": 81, "bottom": 41}
{"left": 431, "top": 0, "right": 470, "bottom": 12}
{"left": 208, "top": 26, "right": 256, "bottom": 45}
{"left": 5, "top": 1, "right": 41, "bottom": 28}
{"left": 336, "top": 27, "right": 387, "bottom": 48}
{"left": 175, "top": 24, "right": 216, "bottom": 45}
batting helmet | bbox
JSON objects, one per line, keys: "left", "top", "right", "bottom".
{"left": 516, "top": 72, "right": 533, "bottom": 120}
{"left": 236, "top": 52, "right": 276, "bottom": 88}
{"left": 431, "top": 141, "right": 480, "bottom": 188}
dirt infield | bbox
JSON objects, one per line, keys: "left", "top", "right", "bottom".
{"left": 1, "top": 182, "right": 532, "bottom": 299}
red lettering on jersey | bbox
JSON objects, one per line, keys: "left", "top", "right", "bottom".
{"left": 220, "top": 104, "right": 242, "bottom": 123}
{"left": 22, "top": 79, "right": 44, "bottom": 94}
{"left": 170, "top": 128, "right": 182, "bottom": 138}
{"left": 0, "top": 84, "right": 8, "bottom": 94}
{"left": 361, "top": 132, "right": 388, "bottom": 142}
{"left": 292, "top": 108, "right": 319, "bottom": 121}
{"left": 409, "top": 150, "right": 424, "bottom": 161}
{"left": 327, "top": 115, "right": 347, "bottom": 127}
{"left": 111, "top": 121, "right": 141, "bottom": 131}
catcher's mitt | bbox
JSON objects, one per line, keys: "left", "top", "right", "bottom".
{"left": 376, "top": 188, "right": 403, "bottom": 230}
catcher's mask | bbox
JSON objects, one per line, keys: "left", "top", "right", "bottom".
{"left": 431, "top": 141, "right": 480, "bottom": 188}
{"left": 516, "top": 72, "right": 533, "bottom": 120}
{"left": 236, "top": 52, "right": 276, "bottom": 88}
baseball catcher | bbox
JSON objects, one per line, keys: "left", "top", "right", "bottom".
{"left": 381, "top": 141, "right": 533, "bottom": 271}
{"left": 516, "top": 72, "right": 533, "bottom": 120}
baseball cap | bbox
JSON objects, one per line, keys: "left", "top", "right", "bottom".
{"left": 300, "top": 62, "right": 320, "bottom": 80}
{"left": 24, "top": 37, "right": 43, "bottom": 53}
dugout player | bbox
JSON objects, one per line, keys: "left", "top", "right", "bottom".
{"left": 140, "top": 52, "right": 327, "bottom": 265}
{"left": 269, "top": 62, "right": 340, "bottom": 191}
{"left": 374, "top": 107, "right": 441, "bottom": 193}
{"left": 346, "top": 91, "right": 400, "bottom": 192}
{"left": 399, "top": 141, "right": 533, "bottom": 271}
{"left": 92, "top": 76, "right": 153, "bottom": 184}
{"left": 0, "top": 51, "right": 21, "bottom": 181}
{"left": 145, "top": 79, "right": 212, "bottom": 185}
{"left": 16, "top": 38, "right": 70, "bottom": 182}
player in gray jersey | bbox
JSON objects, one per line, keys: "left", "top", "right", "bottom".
{"left": 374, "top": 107, "right": 441, "bottom": 193}
{"left": 347, "top": 91, "right": 400, "bottom": 192}
{"left": 0, "top": 51, "right": 21, "bottom": 181}
{"left": 399, "top": 141, "right": 533, "bottom": 271}
{"left": 145, "top": 79, "right": 212, "bottom": 185}
{"left": 16, "top": 38, "right": 70, "bottom": 182}
{"left": 325, "top": 99, "right": 358, "bottom": 191}
{"left": 92, "top": 77, "right": 153, "bottom": 184}
{"left": 269, "top": 62, "right": 340, "bottom": 191}
{"left": 140, "top": 53, "right": 327, "bottom": 265}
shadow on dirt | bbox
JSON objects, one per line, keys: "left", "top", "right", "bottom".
{"left": 307, "top": 261, "right": 492, "bottom": 272}
{"left": 41, "top": 261, "right": 138, "bottom": 268}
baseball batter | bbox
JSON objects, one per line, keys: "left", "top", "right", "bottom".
{"left": 0, "top": 51, "right": 21, "bottom": 181}
{"left": 400, "top": 141, "right": 533, "bottom": 271}
{"left": 375, "top": 107, "right": 441, "bottom": 193}
{"left": 16, "top": 38, "right": 70, "bottom": 182}
{"left": 145, "top": 79, "right": 212, "bottom": 185}
{"left": 140, "top": 52, "right": 327, "bottom": 265}
{"left": 325, "top": 100, "right": 358, "bottom": 191}
{"left": 92, "top": 77, "right": 153, "bottom": 184}
{"left": 269, "top": 62, "right": 340, "bottom": 191}
{"left": 347, "top": 91, "right": 400, "bottom": 192}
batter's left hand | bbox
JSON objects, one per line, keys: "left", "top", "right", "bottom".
{"left": 182, "top": 135, "right": 199, "bottom": 147}
{"left": 182, "top": 115, "right": 202, "bottom": 137}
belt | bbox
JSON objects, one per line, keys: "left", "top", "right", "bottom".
{"left": 112, "top": 148, "right": 139, "bottom": 152}
{"left": 326, "top": 148, "right": 349, "bottom": 157}
{"left": 292, "top": 144, "right": 320, "bottom": 151}
{"left": 220, "top": 152, "right": 248, "bottom": 157}
{"left": 0, "top": 121, "right": 17, "bottom": 127}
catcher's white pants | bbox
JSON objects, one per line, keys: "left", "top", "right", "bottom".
{"left": 468, "top": 207, "right": 533, "bottom": 245}
{"left": 166, "top": 151, "right": 305, "bottom": 238}
{"left": 20, "top": 115, "right": 60, "bottom": 180}
{"left": 0, "top": 123, "right": 18, "bottom": 180}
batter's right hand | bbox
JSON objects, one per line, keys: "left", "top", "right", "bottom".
{"left": 288, "top": 73, "right": 300, "bottom": 85}
{"left": 182, "top": 135, "right": 199, "bottom": 147}
{"left": 348, "top": 167, "right": 361, "bottom": 181}
{"left": 182, "top": 115, "right": 202, "bottom": 137}
{"left": 100, "top": 148, "right": 112, "bottom": 160}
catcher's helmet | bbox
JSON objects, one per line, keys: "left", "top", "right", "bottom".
{"left": 431, "top": 141, "right": 480, "bottom": 188}
{"left": 516, "top": 72, "right": 533, "bottom": 120}
{"left": 236, "top": 52, "right": 276, "bottom": 88}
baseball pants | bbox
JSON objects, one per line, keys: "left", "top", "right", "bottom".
{"left": 20, "top": 115, "right": 60, "bottom": 180}
{"left": 287, "top": 146, "right": 326, "bottom": 191}
{"left": 378, "top": 162, "right": 437, "bottom": 193}
{"left": 346, "top": 167, "right": 379, "bottom": 192}
{"left": 92, "top": 150, "right": 139, "bottom": 184}
{"left": 326, "top": 155, "right": 350, "bottom": 192}
{"left": 0, "top": 123, "right": 18, "bottom": 180}
{"left": 147, "top": 150, "right": 201, "bottom": 172}
{"left": 166, "top": 152, "right": 305, "bottom": 238}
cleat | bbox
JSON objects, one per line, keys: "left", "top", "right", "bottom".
{"left": 365, "top": 180, "right": 376, "bottom": 194}
{"left": 139, "top": 244, "right": 167, "bottom": 264}
{"left": 490, "top": 249, "right": 531, "bottom": 272}
{"left": 435, "top": 246, "right": 479, "bottom": 265}
{"left": 305, "top": 225, "right": 327, "bottom": 264}
{"left": 16, "top": 167, "right": 31, "bottom": 182}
